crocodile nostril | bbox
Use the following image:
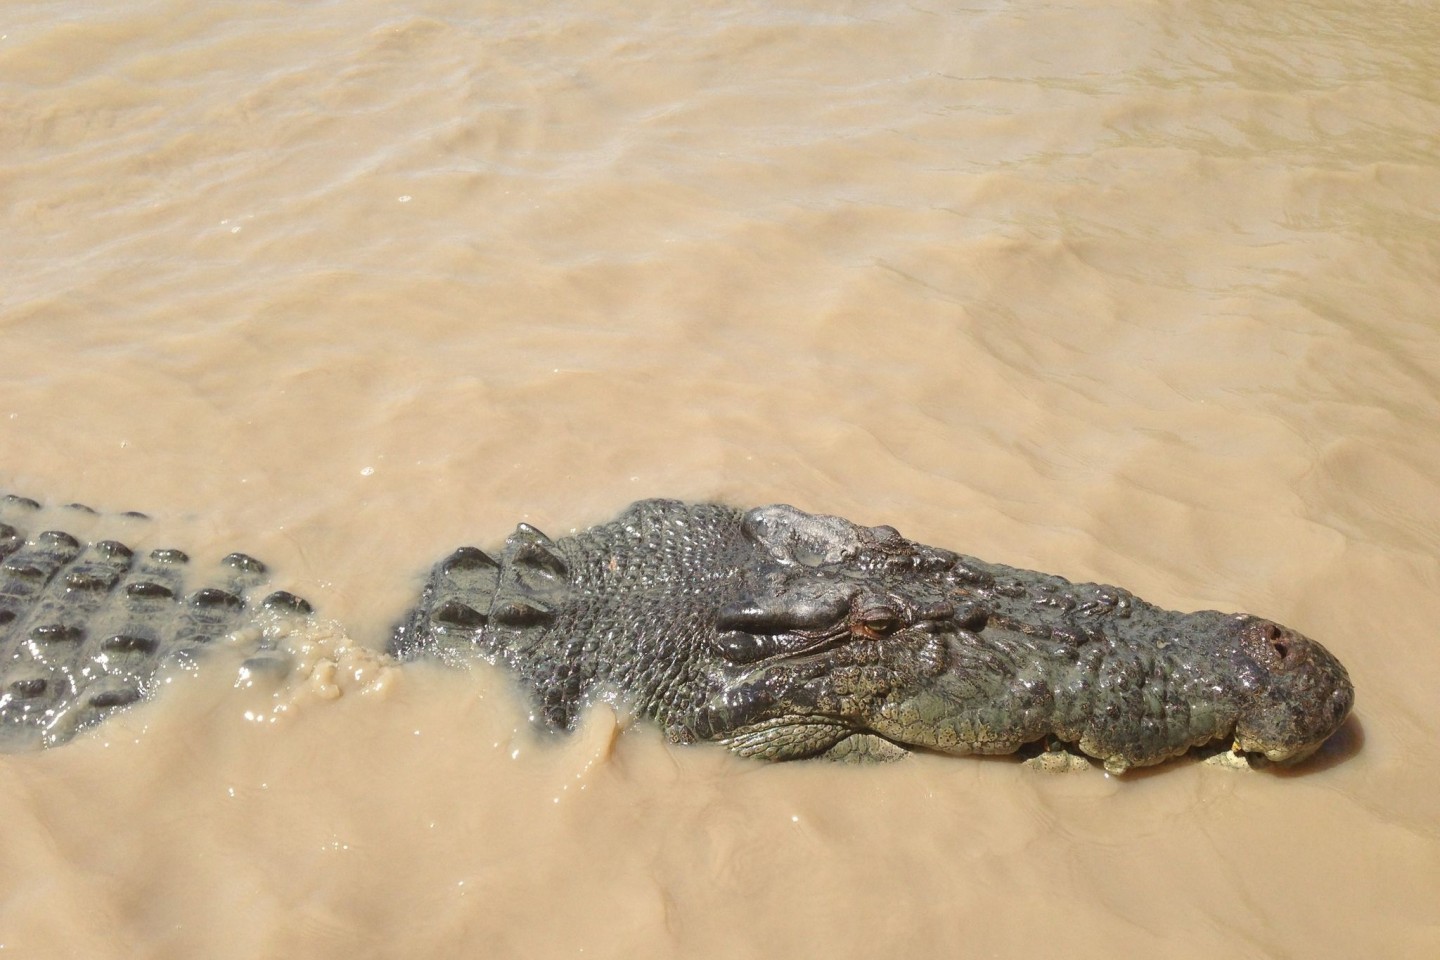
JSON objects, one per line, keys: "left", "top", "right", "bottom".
{"left": 1273, "top": 640, "right": 1289, "bottom": 660}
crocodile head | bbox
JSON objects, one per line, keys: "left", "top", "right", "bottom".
{"left": 684, "top": 505, "right": 1354, "bottom": 769}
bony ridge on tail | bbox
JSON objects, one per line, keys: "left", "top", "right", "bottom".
{"left": 0, "top": 495, "right": 1353, "bottom": 771}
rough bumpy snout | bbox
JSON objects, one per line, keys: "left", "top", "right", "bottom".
{"left": 1230, "top": 617, "right": 1354, "bottom": 763}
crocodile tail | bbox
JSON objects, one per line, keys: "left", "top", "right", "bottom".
{"left": 0, "top": 495, "right": 311, "bottom": 751}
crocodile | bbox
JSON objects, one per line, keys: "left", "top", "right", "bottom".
{"left": 0, "top": 494, "right": 1354, "bottom": 772}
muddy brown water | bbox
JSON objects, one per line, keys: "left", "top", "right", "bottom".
{"left": 2, "top": 1, "right": 1438, "bottom": 957}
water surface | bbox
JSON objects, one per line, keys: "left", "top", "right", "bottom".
{"left": 2, "top": 1, "right": 1437, "bottom": 956}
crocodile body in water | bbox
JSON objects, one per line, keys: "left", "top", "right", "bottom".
{"left": 0, "top": 494, "right": 1353, "bottom": 772}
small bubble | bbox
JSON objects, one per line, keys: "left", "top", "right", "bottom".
{"left": 360, "top": 466, "right": 375, "bottom": 477}
{"left": 398, "top": 195, "right": 412, "bottom": 203}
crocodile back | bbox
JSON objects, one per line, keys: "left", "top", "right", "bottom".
{"left": 0, "top": 495, "right": 309, "bottom": 751}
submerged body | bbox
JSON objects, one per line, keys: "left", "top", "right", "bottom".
{"left": 0, "top": 495, "right": 1353, "bottom": 771}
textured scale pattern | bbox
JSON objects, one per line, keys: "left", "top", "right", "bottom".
{"left": 0, "top": 495, "right": 310, "bottom": 751}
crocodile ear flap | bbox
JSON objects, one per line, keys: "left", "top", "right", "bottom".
{"left": 742, "top": 505, "right": 868, "bottom": 566}
{"left": 716, "top": 589, "right": 852, "bottom": 635}
{"left": 710, "top": 583, "right": 855, "bottom": 663}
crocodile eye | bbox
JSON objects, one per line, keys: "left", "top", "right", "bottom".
{"left": 854, "top": 608, "right": 902, "bottom": 638}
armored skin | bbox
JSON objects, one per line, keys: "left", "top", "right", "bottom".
{"left": 1, "top": 496, "right": 1354, "bottom": 771}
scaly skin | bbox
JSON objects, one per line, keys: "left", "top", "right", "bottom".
{"left": 0, "top": 496, "right": 309, "bottom": 750}
{"left": 3, "top": 495, "right": 1354, "bottom": 771}
{"left": 393, "top": 500, "right": 1354, "bottom": 772}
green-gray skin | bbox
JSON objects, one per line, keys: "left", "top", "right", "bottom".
{"left": 392, "top": 500, "right": 1353, "bottom": 772}
{"left": 2, "top": 497, "right": 1354, "bottom": 772}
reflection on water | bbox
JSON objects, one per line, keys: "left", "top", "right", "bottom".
{"left": 2, "top": 0, "right": 1438, "bottom": 956}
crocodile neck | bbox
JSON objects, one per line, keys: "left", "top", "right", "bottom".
{"left": 392, "top": 501, "right": 752, "bottom": 731}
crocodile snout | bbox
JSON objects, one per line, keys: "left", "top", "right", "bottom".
{"left": 1231, "top": 617, "right": 1354, "bottom": 763}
